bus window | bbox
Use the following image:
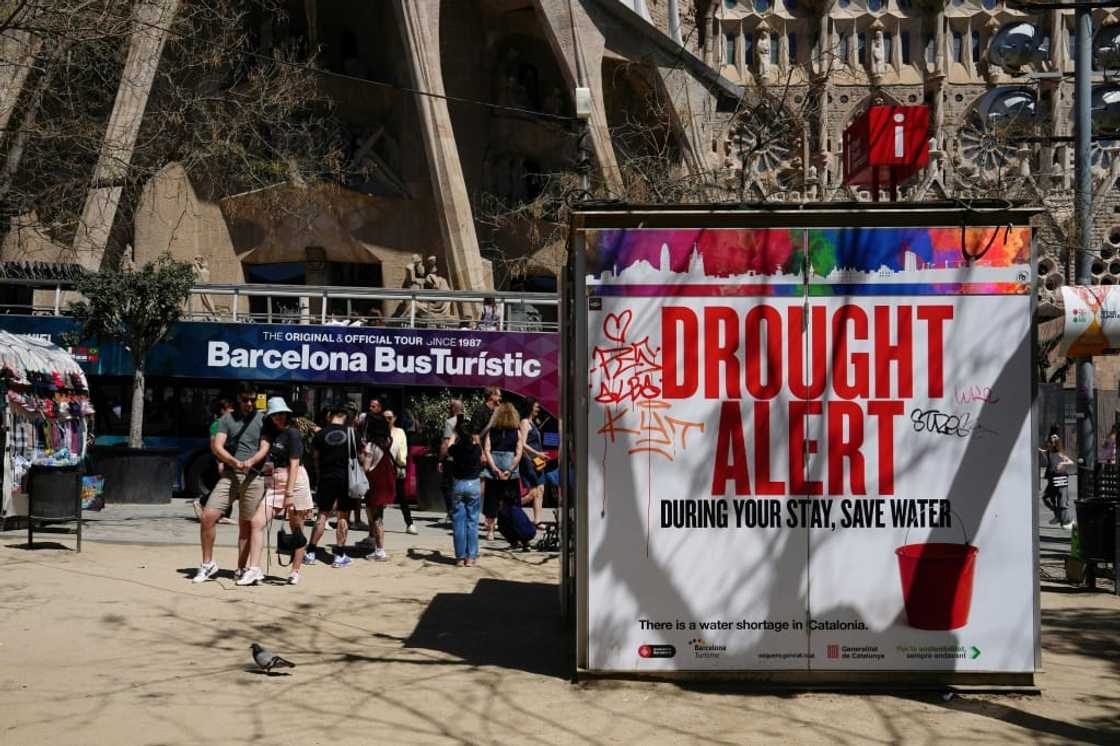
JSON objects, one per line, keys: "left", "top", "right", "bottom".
{"left": 142, "top": 383, "right": 179, "bottom": 436}
{"left": 178, "top": 385, "right": 225, "bottom": 436}
{"left": 94, "top": 380, "right": 131, "bottom": 436}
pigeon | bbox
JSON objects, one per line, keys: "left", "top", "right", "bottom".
{"left": 250, "top": 643, "right": 295, "bottom": 673}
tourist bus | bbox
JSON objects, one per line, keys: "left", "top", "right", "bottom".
{"left": 0, "top": 312, "right": 559, "bottom": 498}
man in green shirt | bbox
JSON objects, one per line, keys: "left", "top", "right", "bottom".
{"left": 192, "top": 398, "right": 233, "bottom": 523}
{"left": 209, "top": 398, "right": 232, "bottom": 438}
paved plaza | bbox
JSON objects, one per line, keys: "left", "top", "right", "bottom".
{"left": 0, "top": 495, "right": 1115, "bottom": 745}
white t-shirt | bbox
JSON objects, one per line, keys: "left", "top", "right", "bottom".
{"left": 389, "top": 426, "right": 408, "bottom": 479}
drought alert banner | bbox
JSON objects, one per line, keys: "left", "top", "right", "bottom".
{"left": 583, "top": 226, "right": 1037, "bottom": 672}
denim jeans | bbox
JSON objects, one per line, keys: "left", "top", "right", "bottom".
{"left": 452, "top": 477, "right": 481, "bottom": 559}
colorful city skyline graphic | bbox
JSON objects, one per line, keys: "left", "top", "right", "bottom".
{"left": 587, "top": 226, "right": 1031, "bottom": 279}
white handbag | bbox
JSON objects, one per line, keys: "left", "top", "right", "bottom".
{"left": 347, "top": 428, "right": 369, "bottom": 500}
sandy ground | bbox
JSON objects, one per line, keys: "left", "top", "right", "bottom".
{"left": 0, "top": 530, "right": 1117, "bottom": 746}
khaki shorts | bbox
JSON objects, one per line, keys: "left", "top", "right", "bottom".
{"left": 205, "top": 472, "right": 266, "bottom": 519}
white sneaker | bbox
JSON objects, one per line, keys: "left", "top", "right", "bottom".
{"left": 288, "top": 571, "right": 301, "bottom": 585}
{"left": 304, "top": 550, "right": 317, "bottom": 565}
{"left": 192, "top": 561, "right": 218, "bottom": 583}
{"left": 406, "top": 524, "right": 419, "bottom": 535}
{"left": 1061, "top": 522, "right": 1074, "bottom": 530}
{"left": 233, "top": 567, "right": 245, "bottom": 581}
{"left": 236, "top": 566, "right": 263, "bottom": 586}
{"left": 367, "top": 547, "right": 389, "bottom": 562}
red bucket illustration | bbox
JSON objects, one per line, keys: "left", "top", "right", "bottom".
{"left": 895, "top": 520, "right": 978, "bottom": 631}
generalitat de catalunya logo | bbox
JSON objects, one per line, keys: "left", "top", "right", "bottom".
{"left": 638, "top": 644, "right": 676, "bottom": 659}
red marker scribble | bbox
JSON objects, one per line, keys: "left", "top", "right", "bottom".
{"left": 592, "top": 311, "right": 703, "bottom": 553}
{"left": 591, "top": 337, "right": 662, "bottom": 404}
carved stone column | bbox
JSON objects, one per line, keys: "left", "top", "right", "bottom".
{"left": 533, "top": 0, "right": 624, "bottom": 194}
{"left": 71, "top": 0, "right": 180, "bottom": 270}
{"left": 0, "top": 30, "right": 42, "bottom": 149}
{"left": 393, "top": 0, "right": 490, "bottom": 292}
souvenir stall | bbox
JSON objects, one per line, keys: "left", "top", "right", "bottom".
{"left": 0, "top": 330, "right": 93, "bottom": 526}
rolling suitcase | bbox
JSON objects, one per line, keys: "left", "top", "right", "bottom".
{"left": 497, "top": 499, "right": 537, "bottom": 546}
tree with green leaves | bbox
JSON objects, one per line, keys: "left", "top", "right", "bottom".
{"left": 67, "top": 253, "right": 196, "bottom": 447}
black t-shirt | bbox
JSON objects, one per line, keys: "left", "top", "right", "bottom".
{"left": 268, "top": 425, "right": 304, "bottom": 466}
{"left": 314, "top": 424, "right": 357, "bottom": 481}
{"left": 449, "top": 438, "right": 482, "bottom": 480}
{"left": 470, "top": 404, "right": 496, "bottom": 436}
{"left": 488, "top": 427, "right": 518, "bottom": 453}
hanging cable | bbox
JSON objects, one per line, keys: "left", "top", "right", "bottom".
{"left": 961, "top": 222, "right": 1012, "bottom": 265}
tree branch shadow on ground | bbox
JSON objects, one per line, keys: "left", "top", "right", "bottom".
{"left": 1040, "top": 606, "right": 1120, "bottom": 677}
{"left": 932, "top": 698, "right": 1120, "bottom": 745}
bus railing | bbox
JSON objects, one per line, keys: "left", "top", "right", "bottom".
{"left": 0, "top": 281, "right": 560, "bottom": 333}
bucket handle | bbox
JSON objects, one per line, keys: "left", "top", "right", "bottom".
{"left": 902, "top": 509, "right": 970, "bottom": 547}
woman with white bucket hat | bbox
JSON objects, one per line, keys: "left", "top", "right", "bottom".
{"left": 263, "top": 396, "right": 314, "bottom": 584}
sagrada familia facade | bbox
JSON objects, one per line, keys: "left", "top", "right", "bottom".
{"left": 4, "top": 0, "right": 1119, "bottom": 322}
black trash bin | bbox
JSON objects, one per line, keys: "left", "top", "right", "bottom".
{"left": 27, "top": 463, "right": 83, "bottom": 552}
{"left": 1075, "top": 499, "right": 1118, "bottom": 563}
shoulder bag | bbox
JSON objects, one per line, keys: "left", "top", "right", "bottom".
{"left": 347, "top": 427, "right": 369, "bottom": 500}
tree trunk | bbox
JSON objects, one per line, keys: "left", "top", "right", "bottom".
{"left": 129, "top": 366, "right": 145, "bottom": 449}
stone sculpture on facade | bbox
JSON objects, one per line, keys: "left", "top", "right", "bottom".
{"left": 806, "top": 165, "right": 820, "bottom": 201}
{"left": 402, "top": 253, "right": 426, "bottom": 289}
{"left": 420, "top": 255, "right": 452, "bottom": 320}
{"left": 121, "top": 244, "right": 136, "bottom": 273}
{"left": 869, "top": 22, "right": 886, "bottom": 82}
{"left": 191, "top": 254, "right": 219, "bottom": 320}
{"left": 755, "top": 23, "right": 771, "bottom": 78}
{"left": 396, "top": 253, "right": 454, "bottom": 324}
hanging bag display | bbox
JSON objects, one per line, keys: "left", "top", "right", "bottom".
{"left": 347, "top": 427, "right": 369, "bottom": 500}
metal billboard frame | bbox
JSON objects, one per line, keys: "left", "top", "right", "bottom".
{"left": 563, "top": 202, "right": 1042, "bottom": 689}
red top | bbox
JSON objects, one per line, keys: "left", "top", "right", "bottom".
{"left": 365, "top": 445, "right": 397, "bottom": 506}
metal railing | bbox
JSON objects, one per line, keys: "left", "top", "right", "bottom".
{"left": 0, "top": 281, "right": 561, "bottom": 333}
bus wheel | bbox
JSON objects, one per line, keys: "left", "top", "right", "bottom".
{"left": 185, "top": 453, "right": 219, "bottom": 499}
